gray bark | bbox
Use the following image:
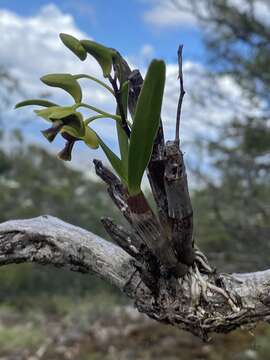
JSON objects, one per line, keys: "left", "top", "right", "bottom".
{"left": 0, "top": 215, "right": 134, "bottom": 290}
{"left": 1, "top": 215, "right": 270, "bottom": 340}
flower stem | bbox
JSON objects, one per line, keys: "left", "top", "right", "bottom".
{"left": 77, "top": 103, "right": 120, "bottom": 121}
{"left": 73, "top": 74, "right": 114, "bottom": 95}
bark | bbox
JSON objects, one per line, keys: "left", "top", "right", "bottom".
{"left": 0, "top": 215, "right": 133, "bottom": 290}
{"left": 1, "top": 215, "right": 270, "bottom": 340}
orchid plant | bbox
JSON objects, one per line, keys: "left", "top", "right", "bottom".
{"left": 15, "top": 33, "right": 165, "bottom": 197}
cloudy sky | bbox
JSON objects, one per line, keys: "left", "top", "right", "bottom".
{"left": 0, "top": 0, "right": 260, "bottom": 175}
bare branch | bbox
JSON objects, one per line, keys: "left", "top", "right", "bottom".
{"left": 175, "top": 44, "right": 185, "bottom": 144}
{"left": 101, "top": 217, "right": 141, "bottom": 260}
{"left": 1, "top": 215, "right": 270, "bottom": 339}
{"left": 0, "top": 215, "right": 135, "bottom": 291}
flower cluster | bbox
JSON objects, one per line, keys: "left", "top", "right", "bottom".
{"left": 15, "top": 101, "right": 99, "bottom": 161}
{"left": 15, "top": 32, "right": 166, "bottom": 196}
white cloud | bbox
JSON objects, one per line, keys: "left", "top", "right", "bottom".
{"left": 0, "top": 4, "right": 117, "bottom": 168}
{"left": 161, "top": 60, "right": 263, "bottom": 175}
{"left": 0, "top": 4, "right": 263, "bottom": 180}
{"left": 143, "top": 0, "right": 197, "bottom": 28}
{"left": 143, "top": 0, "right": 270, "bottom": 28}
{"left": 127, "top": 43, "right": 155, "bottom": 71}
{"left": 140, "top": 44, "right": 155, "bottom": 60}
{"left": 0, "top": 4, "right": 113, "bottom": 109}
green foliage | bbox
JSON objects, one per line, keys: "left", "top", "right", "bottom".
{"left": 242, "top": 120, "right": 270, "bottom": 155}
{"left": 0, "top": 142, "right": 120, "bottom": 234}
{"left": 0, "top": 135, "right": 125, "bottom": 298}
{"left": 0, "top": 324, "right": 44, "bottom": 352}
{"left": 186, "top": 0, "right": 270, "bottom": 268}
{"left": 97, "top": 135, "right": 127, "bottom": 184}
{"left": 128, "top": 60, "right": 165, "bottom": 195}
{"left": 15, "top": 33, "right": 167, "bottom": 194}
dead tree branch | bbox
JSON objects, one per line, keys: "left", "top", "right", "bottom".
{"left": 0, "top": 215, "right": 135, "bottom": 290}
{"left": 1, "top": 215, "right": 270, "bottom": 340}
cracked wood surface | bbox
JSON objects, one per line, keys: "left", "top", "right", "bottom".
{"left": 0, "top": 215, "right": 134, "bottom": 291}
{"left": 1, "top": 215, "right": 270, "bottom": 339}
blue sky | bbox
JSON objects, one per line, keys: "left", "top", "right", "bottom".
{"left": 0, "top": 0, "right": 255, "bottom": 175}
{"left": 0, "top": 0, "right": 205, "bottom": 63}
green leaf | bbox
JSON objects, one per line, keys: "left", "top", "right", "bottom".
{"left": 80, "top": 40, "right": 116, "bottom": 77}
{"left": 97, "top": 135, "right": 127, "bottom": 184}
{"left": 116, "top": 81, "right": 129, "bottom": 174}
{"left": 128, "top": 59, "right": 166, "bottom": 195}
{"left": 41, "top": 73, "right": 82, "bottom": 103}
{"left": 82, "top": 127, "right": 99, "bottom": 149}
{"left": 117, "top": 123, "right": 129, "bottom": 176}
{"left": 15, "top": 99, "right": 58, "bottom": 109}
{"left": 59, "top": 33, "right": 87, "bottom": 61}
{"left": 34, "top": 106, "right": 75, "bottom": 122}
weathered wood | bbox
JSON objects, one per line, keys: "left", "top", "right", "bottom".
{"left": 94, "top": 157, "right": 185, "bottom": 277}
{"left": 93, "top": 159, "right": 131, "bottom": 221}
{"left": 127, "top": 69, "right": 143, "bottom": 117}
{"left": 101, "top": 217, "right": 141, "bottom": 260}
{"left": 126, "top": 191, "right": 187, "bottom": 277}
{"left": 146, "top": 125, "right": 171, "bottom": 230}
{"left": 164, "top": 141, "right": 195, "bottom": 266}
{"left": 1, "top": 215, "right": 270, "bottom": 339}
{"left": 0, "top": 216, "right": 134, "bottom": 289}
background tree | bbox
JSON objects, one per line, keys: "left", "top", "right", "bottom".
{"left": 172, "top": 0, "right": 270, "bottom": 270}
{"left": 0, "top": 136, "right": 124, "bottom": 299}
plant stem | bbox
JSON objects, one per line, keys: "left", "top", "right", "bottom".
{"left": 108, "top": 74, "right": 131, "bottom": 138}
{"left": 175, "top": 45, "right": 185, "bottom": 145}
{"left": 77, "top": 103, "right": 120, "bottom": 121}
{"left": 73, "top": 74, "right": 114, "bottom": 95}
{"left": 84, "top": 114, "right": 121, "bottom": 125}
